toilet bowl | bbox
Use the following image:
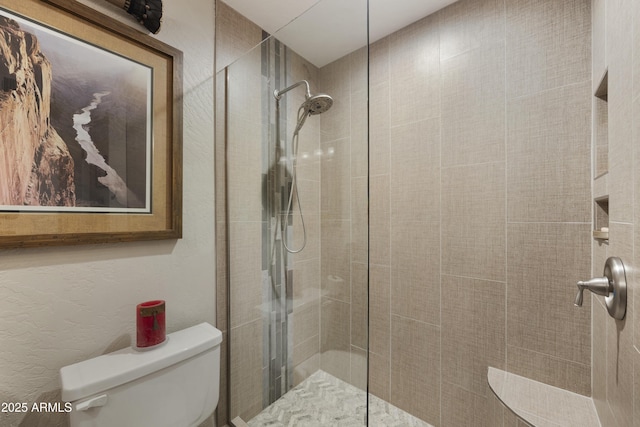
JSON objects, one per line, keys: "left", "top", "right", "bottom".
{"left": 60, "top": 322, "right": 222, "bottom": 427}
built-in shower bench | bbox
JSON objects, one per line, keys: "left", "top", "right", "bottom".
{"left": 487, "top": 367, "right": 600, "bottom": 427}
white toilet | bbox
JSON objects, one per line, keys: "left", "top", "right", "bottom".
{"left": 60, "top": 322, "right": 222, "bottom": 427}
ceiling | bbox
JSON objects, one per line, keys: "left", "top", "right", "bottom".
{"left": 222, "top": 0, "right": 459, "bottom": 67}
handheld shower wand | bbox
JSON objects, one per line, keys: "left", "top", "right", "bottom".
{"left": 274, "top": 80, "right": 333, "bottom": 253}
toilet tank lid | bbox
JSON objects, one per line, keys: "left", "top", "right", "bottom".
{"left": 60, "top": 322, "right": 222, "bottom": 402}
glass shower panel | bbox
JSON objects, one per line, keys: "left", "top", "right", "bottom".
{"left": 224, "top": 40, "right": 267, "bottom": 424}
{"left": 222, "top": 0, "right": 369, "bottom": 425}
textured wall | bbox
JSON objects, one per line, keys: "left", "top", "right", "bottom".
{"left": 591, "top": 0, "right": 640, "bottom": 426}
{"left": 0, "top": 1, "right": 216, "bottom": 426}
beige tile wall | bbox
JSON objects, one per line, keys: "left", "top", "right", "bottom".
{"left": 221, "top": 22, "right": 265, "bottom": 422}
{"left": 215, "top": 2, "right": 324, "bottom": 424}
{"left": 591, "top": 0, "right": 640, "bottom": 424}
{"left": 287, "top": 51, "right": 323, "bottom": 392}
{"left": 215, "top": 1, "right": 262, "bottom": 73}
{"left": 365, "top": 0, "right": 592, "bottom": 425}
{"left": 214, "top": 64, "right": 229, "bottom": 427}
{"left": 215, "top": 3, "right": 264, "bottom": 424}
{"left": 507, "top": 223, "right": 592, "bottom": 394}
{"left": 317, "top": 46, "right": 369, "bottom": 392}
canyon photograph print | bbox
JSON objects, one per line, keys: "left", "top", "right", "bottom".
{"left": 0, "top": 8, "right": 152, "bottom": 213}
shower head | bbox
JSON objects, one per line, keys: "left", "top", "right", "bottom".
{"left": 303, "top": 93, "right": 333, "bottom": 115}
{"left": 274, "top": 80, "right": 333, "bottom": 115}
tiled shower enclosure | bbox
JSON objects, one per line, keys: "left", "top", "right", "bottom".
{"left": 216, "top": 0, "right": 597, "bottom": 425}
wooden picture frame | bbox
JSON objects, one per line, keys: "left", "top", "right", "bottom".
{"left": 0, "top": 0, "right": 183, "bottom": 248}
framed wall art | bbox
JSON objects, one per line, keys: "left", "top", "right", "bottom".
{"left": 0, "top": 0, "right": 183, "bottom": 248}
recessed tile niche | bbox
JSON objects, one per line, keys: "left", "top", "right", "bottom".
{"left": 593, "top": 197, "right": 609, "bottom": 241}
{"left": 593, "top": 71, "right": 608, "bottom": 243}
{"left": 594, "top": 71, "right": 608, "bottom": 178}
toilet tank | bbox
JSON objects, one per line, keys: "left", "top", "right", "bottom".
{"left": 60, "top": 323, "right": 222, "bottom": 427}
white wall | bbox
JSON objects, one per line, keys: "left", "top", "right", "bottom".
{"left": 0, "top": 1, "right": 216, "bottom": 426}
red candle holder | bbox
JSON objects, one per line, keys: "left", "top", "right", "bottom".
{"left": 136, "top": 300, "right": 166, "bottom": 348}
